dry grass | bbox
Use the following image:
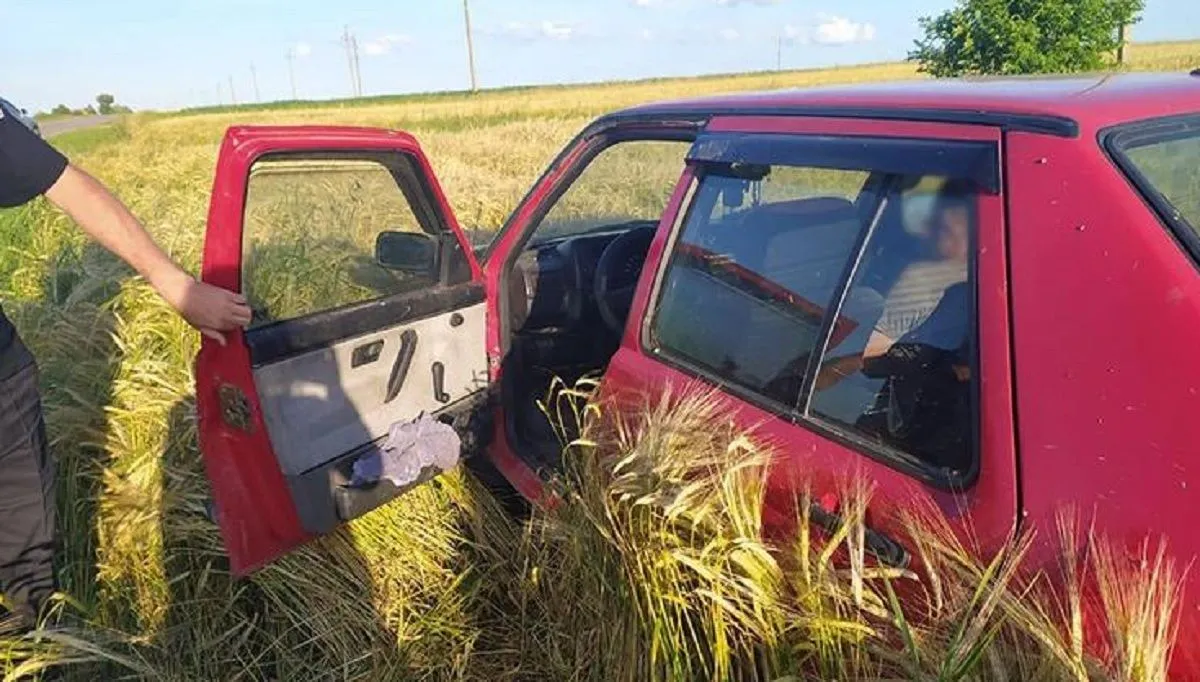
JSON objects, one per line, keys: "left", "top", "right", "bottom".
{"left": 1, "top": 43, "right": 1197, "bottom": 680}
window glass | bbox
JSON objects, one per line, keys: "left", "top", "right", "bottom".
{"left": 651, "top": 164, "right": 873, "bottom": 408}
{"left": 528, "top": 139, "right": 691, "bottom": 245}
{"left": 1112, "top": 118, "right": 1200, "bottom": 232}
{"left": 651, "top": 159, "right": 979, "bottom": 476}
{"left": 242, "top": 154, "right": 440, "bottom": 325}
{"left": 808, "top": 177, "right": 976, "bottom": 475}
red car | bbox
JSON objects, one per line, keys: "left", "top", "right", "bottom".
{"left": 195, "top": 71, "right": 1200, "bottom": 673}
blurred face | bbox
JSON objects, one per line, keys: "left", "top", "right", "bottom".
{"left": 934, "top": 203, "right": 970, "bottom": 263}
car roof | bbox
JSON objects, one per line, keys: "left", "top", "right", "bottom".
{"left": 614, "top": 71, "right": 1200, "bottom": 135}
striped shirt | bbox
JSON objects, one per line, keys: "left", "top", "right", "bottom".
{"left": 877, "top": 260, "right": 967, "bottom": 343}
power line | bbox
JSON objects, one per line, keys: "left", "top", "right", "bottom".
{"left": 342, "top": 26, "right": 354, "bottom": 96}
{"left": 352, "top": 34, "right": 363, "bottom": 96}
{"left": 342, "top": 25, "right": 362, "bottom": 97}
{"left": 286, "top": 50, "right": 298, "bottom": 100}
{"left": 463, "top": 0, "right": 478, "bottom": 92}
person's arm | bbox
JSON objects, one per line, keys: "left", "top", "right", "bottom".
{"left": 1, "top": 107, "right": 250, "bottom": 343}
{"left": 42, "top": 164, "right": 251, "bottom": 344}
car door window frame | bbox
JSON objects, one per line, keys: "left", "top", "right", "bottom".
{"left": 240, "top": 147, "right": 480, "bottom": 368}
{"left": 487, "top": 116, "right": 706, "bottom": 356}
{"left": 640, "top": 128, "right": 998, "bottom": 491}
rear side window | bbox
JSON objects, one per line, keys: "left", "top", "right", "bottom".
{"left": 647, "top": 134, "right": 996, "bottom": 481}
{"left": 1105, "top": 114, "right": 1200, "bottom": 239}
{"left": 651, "top": 168, "right": 872, "bottom": 408}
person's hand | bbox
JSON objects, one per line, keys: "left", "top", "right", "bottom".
{"left": 155, "top": 271, "right": 252, "bottom": 345}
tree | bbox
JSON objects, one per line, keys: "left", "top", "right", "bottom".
{"left": 96, "top": 93, "right": 115, "bottom": 114}
{"left": 51, "top": 104, "right": 71, "bottom": 116}
{"left": 908, "top": 0, "right": 1145, "bottom": 77}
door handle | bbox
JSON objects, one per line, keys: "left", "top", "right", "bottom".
{"left": 808, "top": 502, "right": 910, "bottom": 569}
{"left": 431, "top": 361, "right": 450, "bottom": 404}
{"left": 384, "top": 329, "right": 418, "bottom": 403}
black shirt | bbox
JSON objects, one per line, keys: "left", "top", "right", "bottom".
{"left": 0, "top": 107, "right": 70, "bottom": 379}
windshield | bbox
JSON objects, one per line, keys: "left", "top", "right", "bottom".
{"left": 1107, "top": 114, "right": 1200, "bottom": 233}
{"left": 526, "top": 139, "right": 692, "bottom": 247}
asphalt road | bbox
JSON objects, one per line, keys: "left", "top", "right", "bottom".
{"left": 41, "top": 114, "right": 118, "bottom": 138}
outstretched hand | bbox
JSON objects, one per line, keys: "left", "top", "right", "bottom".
{"left": 39, "top": 163, "right": 254, "bottom": 344}
{"left": 158, "top": 274, "right": 253, "bottom": 345}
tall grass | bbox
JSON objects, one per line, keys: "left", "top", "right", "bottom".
{"left": 2, "top": 47, "right": 1197, "bottom": 679}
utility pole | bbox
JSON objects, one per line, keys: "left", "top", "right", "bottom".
{"left": 250, "top": 63, "right": 261, "bottom": 102}
{"left": 776, "top": 34, "right": 782, "bottom": 71}
{"left": 342, "top": 25, "right": 362, "bottom": 97}
{"left": 228, "top": 74, "right": 237, "bottom": 105}
{"left": 216, "top": 81, "right": 223, "bottom": 106}
{"left": 352, "top": 34, "right": 363, "bottom": 96}
{"left": 286, "top": 50, "right": 298, "bottom": 100}
{"left": 463, "top": 0, "right": 478, "bottom": 92}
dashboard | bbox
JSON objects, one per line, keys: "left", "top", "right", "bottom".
{"left": 509, "top": 221, "right": 657, "bottom": 334}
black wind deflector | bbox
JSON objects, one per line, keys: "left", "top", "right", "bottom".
{"left": 687, "top": 133, "right": 1001, "bottom": 194}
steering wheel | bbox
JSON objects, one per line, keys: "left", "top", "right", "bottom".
{"left": 593, "top": 225, "right": 656, "bottom": 335}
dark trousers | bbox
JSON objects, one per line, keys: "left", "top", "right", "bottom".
{"left": 0, "top": 362, "right": 56, "bottom": 620}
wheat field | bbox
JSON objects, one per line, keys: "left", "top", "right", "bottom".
{"left": 1, "top": 42, "right": 1198, "bottom": 681}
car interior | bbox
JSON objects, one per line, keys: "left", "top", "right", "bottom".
{"left": 499, "top": 218, "right": 660, "bottom": 471}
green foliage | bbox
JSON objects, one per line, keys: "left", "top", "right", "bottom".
{"left": 51, "top": 124, "right": 130, "bottom": 157}
{"left": 909, "top": 0, "right": 1146, "bottom": 77}
{"left": 95, "top": 94, "right": 115, "bottom": 115}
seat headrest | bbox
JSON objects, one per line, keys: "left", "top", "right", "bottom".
{"left": 743, "top": 196, "right": 858, "bottom": 224}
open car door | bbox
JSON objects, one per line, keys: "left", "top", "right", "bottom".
{"left": 195, "top": 126, "right": 489, "bottom": 575}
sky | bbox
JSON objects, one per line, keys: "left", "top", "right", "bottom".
{"left": 2, "top": 0, "right": 1198, "bottom": 113}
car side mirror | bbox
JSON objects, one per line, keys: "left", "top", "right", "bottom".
{"left": 374, "top": 231, "right": 438, "bottom": 276}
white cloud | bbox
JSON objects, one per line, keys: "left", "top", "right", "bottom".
{"left": 363, "top": 33, "right": 412, "bottom": 56}
{"left": 781, "top": 23, "right": 810, "bottom": 45}
{"left": 813, "top": 14, "right": 876, "bottom": 45}
{"left": 715, "top": 0, "right": 780, "bottom": 6}
{"left": 494, "top": 20, "right": 581, "bottom": 42}
{"left": 632, "top": 0, "right": 656, "bottom": 6}
{"left": 639, "top": 27, "right": 655, "bottom": 41}
{"left": 292, "top": 42, "right": 312, "bottom": 57}
{"left": 540, "top": 20, "right": 574, "bottom": 41}
{"left": 719, "top": 27, "right": 741, "bottom": 41}
{"left": 500, "top": 20, "right": 528, "bottom": 35}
